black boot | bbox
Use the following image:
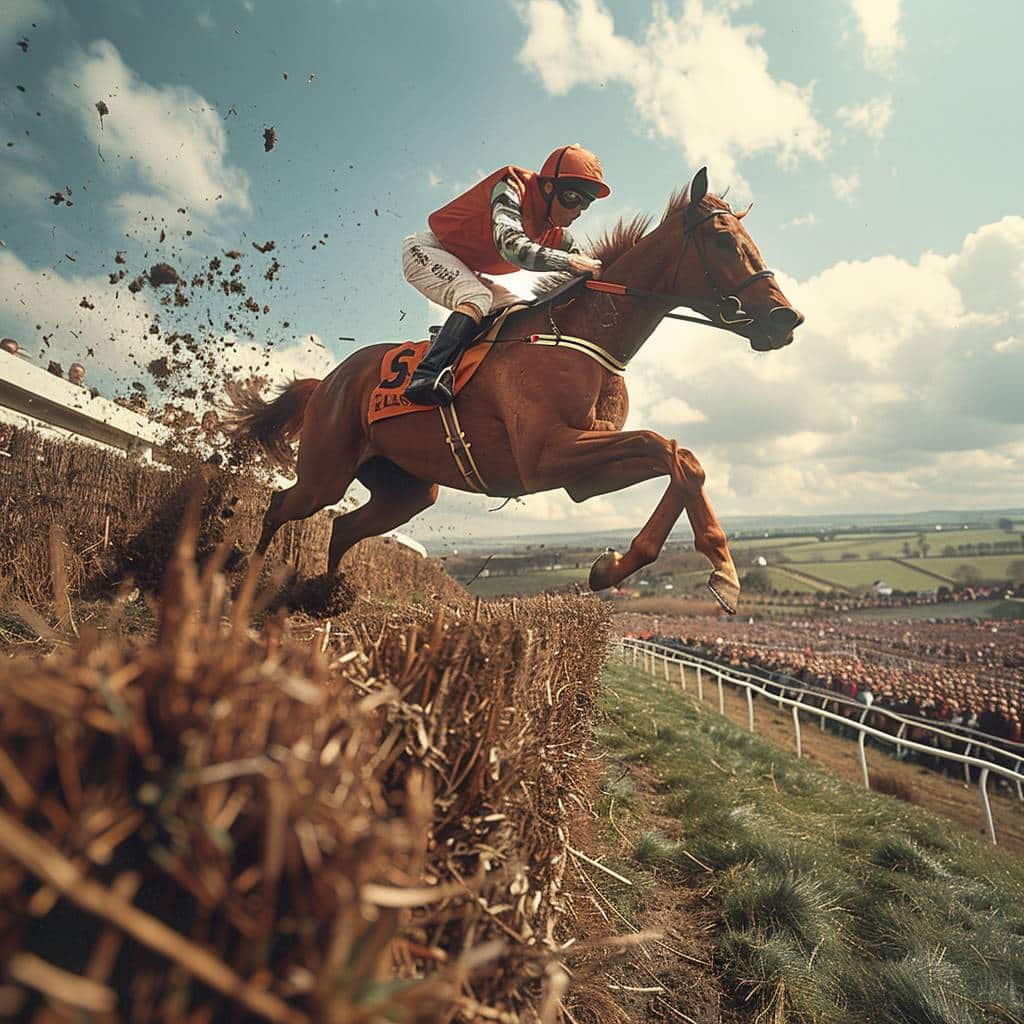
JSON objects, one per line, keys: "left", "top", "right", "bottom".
{"left": 404, "top": 311, "right": 479, "bottom": 406}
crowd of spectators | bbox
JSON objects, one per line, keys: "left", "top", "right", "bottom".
{"left": 621, "top": 612, "right": 1024, "bottom": 772}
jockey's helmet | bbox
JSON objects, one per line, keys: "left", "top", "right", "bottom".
{"left": 539, "top": 144, "right": 611, "bottom": 199}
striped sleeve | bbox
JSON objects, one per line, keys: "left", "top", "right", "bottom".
{"left": 490, "top": 177, "right": 573, "bottom": 272}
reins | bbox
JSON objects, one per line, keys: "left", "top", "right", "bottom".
{"left": 584, "top": 206, "right": 775, "bottom": 332}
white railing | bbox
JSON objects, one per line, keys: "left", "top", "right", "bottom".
{"left": 1, "top": 354, "right": 169, "bottom": 462}
{"left": 617, "top": 637, "right": 1024, "bottom": 846}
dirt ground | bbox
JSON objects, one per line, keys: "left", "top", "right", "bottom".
{"left": 662, "top": 662, "right": 1024, "bottom": 857}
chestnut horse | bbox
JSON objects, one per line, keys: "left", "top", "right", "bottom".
{"left": 227, "top": 168, "right": 803, "bottom": 612}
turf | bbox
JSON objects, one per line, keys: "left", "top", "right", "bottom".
{"left": 596, "top": 657, "right": 1024, "bottom": 1023}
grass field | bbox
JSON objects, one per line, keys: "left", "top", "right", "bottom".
{"left": 597, "top": 658, "right": 1024, "bottom": 1023}
{"left": 456, "top": 530, "right": 1024, "bottom": 597}
{"left": 749, "top": 565, "right": 836, "bottom": 592}
{"left": 463, "top": 567, "right": 586, "bottom": 596}
{"left": 907, "top": 553, "right": 1024, "bottom": 584}
{"left": 778, "top": 558, "right": 941, "bottom": 591}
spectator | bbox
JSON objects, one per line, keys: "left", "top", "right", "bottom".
{"left": 68, "top": 362, "right": 86, "bottom": 387}
{"left": 0, "top": 422, "right": 14, "bottom": 456}
{"left": 47, "top": 360, "right": 64, "bottom": 378}
{"left": 1, "top": 338, "right": 19, "bottom": 355}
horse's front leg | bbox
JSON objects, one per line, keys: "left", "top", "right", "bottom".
{"left": 529, "top": 428, "right": 738, "bottom": 612}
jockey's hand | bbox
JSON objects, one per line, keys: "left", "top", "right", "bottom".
{"left": 568, "top": 254, "right": 602, "bottom": 279}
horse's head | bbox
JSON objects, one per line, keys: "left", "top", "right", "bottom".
{"left": 665, "top": 167, "right": 803, "bottom": 351}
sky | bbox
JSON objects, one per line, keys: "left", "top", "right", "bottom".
{"left": 1, "top": 0, "right": 1022, "bottom": 550}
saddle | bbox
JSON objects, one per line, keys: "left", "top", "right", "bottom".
{"left": 367, "top": 277, "right": 588, "bottom": 424}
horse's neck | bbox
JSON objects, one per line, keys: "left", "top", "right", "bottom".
{"left": 566, "top": 236, "right": 679, "bottom": 364}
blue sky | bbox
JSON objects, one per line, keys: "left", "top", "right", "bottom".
{"left": 1, "top": 0, "right": 1022, "bottom": 545}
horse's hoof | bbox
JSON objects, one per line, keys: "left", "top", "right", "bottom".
{"left": 589, "top": 548, "right": 621, "bottom": 591}
{"left": 705, "top": 570, "right": 739, "bottom": 615}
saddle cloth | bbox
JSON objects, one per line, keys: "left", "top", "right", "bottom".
{"left": 367, "top": 339, "right": 494, "bottom": 423}
{"left": 367, "top": 300, "right": 536, "bottom": 424}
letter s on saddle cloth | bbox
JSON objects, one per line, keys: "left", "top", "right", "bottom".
{"left": 367, "top": 339, "right": 493, "bottom": 423}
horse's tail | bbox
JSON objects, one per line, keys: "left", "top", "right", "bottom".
{"left": 223, "top": 377, "right": 321, "bottom": 473}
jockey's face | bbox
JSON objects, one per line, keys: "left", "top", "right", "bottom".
{"left": 548, "top": 191, "right": 583, "bottom": 228}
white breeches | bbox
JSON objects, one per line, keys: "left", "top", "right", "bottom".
{"left": 401, "top": 231, "right": 521, "bottom": 317}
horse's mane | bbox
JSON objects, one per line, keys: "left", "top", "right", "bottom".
{"left": 533, "top": 186, "right": 708, "bottom": 298}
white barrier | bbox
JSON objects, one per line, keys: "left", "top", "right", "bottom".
{"left": 618, "top": 638, "right": 1024, "bottom": 846}
{"left": 1, "top": 355, "right": 169, "bottom": 462}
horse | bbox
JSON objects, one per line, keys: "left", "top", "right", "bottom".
{"left": 225, "top": 167, "right": 803, "bottom": 613}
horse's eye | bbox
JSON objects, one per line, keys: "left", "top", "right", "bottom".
{"left": 714, "top": 232, "right": 734, "bottom": 249}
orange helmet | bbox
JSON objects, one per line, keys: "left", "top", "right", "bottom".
{"left": 539, "top": 144, "right": 611, "bottom": 199}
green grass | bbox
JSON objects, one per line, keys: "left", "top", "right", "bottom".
{"left": 757, "top": 566, "right": 841, "bottom": 593}
{"left": 785, "top": 558, "right": 946, "bottom": 591}
{"left": 907, "top": 554, "right": 1024, "bottom": 585}
{"left": 595, "top": 658, "right": 1024, "bottom": 1023}
{"left": 463, "top": 567, "right": 586, "bottom": 596}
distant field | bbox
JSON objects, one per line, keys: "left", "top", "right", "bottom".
{"left": 761, "top": 529, "right": 1019, "bottom": 564}
{"left": 463, "top": 567, "right": 585, "bottom": 596}
{"left": 752, "top": 566, "right": 835, "bottom": 592}
{"left": 907, "top": 553, "right": 1024, "bottom": 584}
{"left": 457, "top": 530, "right": 1024, "bottom": 597}
{"left": 787, "top": 558, "right": 940, "bottom": 591}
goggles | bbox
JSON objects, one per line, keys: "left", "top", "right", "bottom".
{"left": 554, "top": 185, "right": 595, "bottom": 210}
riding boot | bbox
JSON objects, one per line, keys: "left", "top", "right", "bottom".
{"left": 404, "top": 311, "right": 479, "bottom": 407}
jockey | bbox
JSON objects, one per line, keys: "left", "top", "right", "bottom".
{"left": 401, "top": 144, "right": 611, "bottom": 406}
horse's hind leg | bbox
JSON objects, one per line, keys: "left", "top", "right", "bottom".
{"left": 255, "top": 444, "right": 359, "bottom": 557}
{"left": 255, "top": 479, "right": 340, "bottom": 556}
{"left": 326, "top": 458, "right": 438, "bottom": 575}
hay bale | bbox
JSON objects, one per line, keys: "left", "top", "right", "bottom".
{"left": 0, "top": 523, "right": 618, "bottom": 1022}
{"left": 0, "top": 429, "right": 467, "bottom": 611}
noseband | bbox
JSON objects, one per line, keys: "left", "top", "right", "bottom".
{"left": 584, "top": 205, "right": 776, "bottom": 332}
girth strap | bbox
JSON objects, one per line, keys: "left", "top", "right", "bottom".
{"left": 438, "top": 401, "right": 488, "bottom": 493}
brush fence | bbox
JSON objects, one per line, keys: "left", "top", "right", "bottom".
{"left": 617, "top": 638, "right": 1024, "bottom": 847}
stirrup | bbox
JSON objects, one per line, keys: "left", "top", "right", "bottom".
{"left": 405, "top": 366, "right": 454, "bottom": 406}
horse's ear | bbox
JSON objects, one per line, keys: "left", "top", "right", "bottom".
{"left": 690, "top": 167, "right": 709, "bottom": 205}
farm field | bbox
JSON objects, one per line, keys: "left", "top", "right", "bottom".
{"left": 463, "top": 566, "right": 586, "bottom": 596}
{"left": 762, "top": 557, "right": 944, "bottom": 591}
{"left": 747, "top": 565, "right": 835, "bottom": 592}
{"left": 907, "top": 553, "right": 1024, "bottom": 584}
{"left": 753, "top": 528, "right": 1022, "bottom": 563}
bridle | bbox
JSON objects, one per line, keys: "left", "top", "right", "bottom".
{"left": 585, "top": 204, "right": 776, "bottom": 332}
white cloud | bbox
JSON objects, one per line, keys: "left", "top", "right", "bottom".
{"left": 516, "top": 0, "right": 829, "bottom": 191}
{"left": 427, "top": 171, "right": 442, "bottom": 188}
{"left": 831, "top": 171, "right": 861, "bottom": 203}
{"left": 784, "top": 212, "right": 817, "bottom": 228}
{"left": 837, "top": 95, "right": 893, "bottom": 142}
{"left": 848, "top": 0, "right": 904, "bottom": 71}
{"left": 197, "top": 10, "right": 215, "bottom": 30}
{"left": 646, "top": 396, "right": 707, "bottom": 425}
{"left": 0, "top": 0, "right": 55, "bottom": 49}
{"left": 48, "top": 40, "right": 251, "bottom": 221}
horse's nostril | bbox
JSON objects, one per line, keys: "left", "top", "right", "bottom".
{"left": 768, "top": 306, "right": 802, "bottom": 331}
